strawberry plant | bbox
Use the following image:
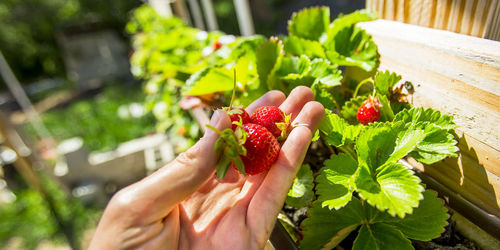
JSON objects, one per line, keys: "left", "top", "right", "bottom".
{"left": 128, "top": 5, "right": 461, "bottom": 249}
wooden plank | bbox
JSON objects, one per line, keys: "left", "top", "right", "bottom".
{"left": 419, "top": 0, "right": 435, "bottom": 27}
{"left": 447, "top": 0, "right": 464, "bottom": 33}
{"left": 358, "top": 19, "right": 500, "bottom": 218}
{"left": 460, "top": 0, "right": 477, "bottom": 35}
{"left": 434, "top": 0, "right": 452, "bottom": 30}
{"left": 471, "top": 0, "right": 489, "bottom": 36}
{"left": 409, "top": 0, "right": 423, "bottom": 25}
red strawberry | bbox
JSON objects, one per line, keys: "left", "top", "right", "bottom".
{"left": 251, "top": 106, "right": 291, "bottom": 139}
{"left": 213, "top": 40, "right": 222, "bottom": 50}
{"left": 207, "top": 122, "right": 280, "bottom": 178}
{"left": 238, "top": 123, "right": 280, "bottom": 175}
{"left": 357, "top": 96, "right": 381, "bottom": 125}
{"left": 227, "top": 108, "right": 251, "bottom": 130}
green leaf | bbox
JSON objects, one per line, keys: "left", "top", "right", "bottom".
{"left": 311, "top": 82, "right": 337, "bottom": 111}
{"left": 308, "top": 58, "right": 342, "bottom": 87}
{"left": 325, "top": 26, "right": 379, "bottom": 72}
{"left": 300, "top": 199, "right": 364, "bottom": 250}
{"left": 324, "top": 10, "right": 378, "bottom": 72}
{"left": 184, "top": 67, "right": 233, "bottom": 96}
{"left": 394, "top": 107, "right": 457, "bottom": 130}
{"left": 374, "top": 70, "right": 402, "bottom": 96}
{"left": 410, "top": 124, "right": 459, "bottom": 164}
{"left": 319, "top": 113, "right": 362, "bottom": 147}
{"left": 341, "top": 95, "right": 366, "bottom": 124}
{"left": 386, "top": 123, "right": 426, "bottom": 164}
{"left": 353, "top": 223, "right": 413, "bottom": 250}
{"left": 394, "top": 107, "right": 459, "bottom": 164}
{"left": 288, "top": 6, "right": 330, "bottom": 41}
{"left": 256, "top": 38, "right": 284, "bottom": 90}
{"left": 328, "top": 9, "right": 377, "bottom": 38}
{"left": 275, "top": 55, "right": 311, "bottom": 80}
{"left": 356, "top": 123, "right": 425, "bottom": 171}
{"left": 286, "top": 164, "right": 314, "bottom": 208}
{"left": 283, "top": 36, "right": 326, "bottom": 58}
{"left": 377, "top": 94, "right": 395, "bottom": 122}
{"left": 385, "top": 190, "right": 449, "bottom": 241}
{"left": 356, "top": 162, "right": 424, "bottom": 218}
{"left": 316, "top": 154, "right": 358, "bottom": 209}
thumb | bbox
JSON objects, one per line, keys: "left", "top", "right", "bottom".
{"left": 111, "top": 110, "right": 231, "bottom": 224}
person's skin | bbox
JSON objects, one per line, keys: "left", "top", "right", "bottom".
{"left": 89, "top": 86, "right": 325, "bottom": 250}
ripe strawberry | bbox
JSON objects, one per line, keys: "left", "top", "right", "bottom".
{"left": 238, "top": 123, "right": 280, "bottom": 175}
{"left": 226, "top": 108, "right": 251, "bottom": 130}
{"left": 250, "top": 106, "right": 291, "bottom": 139}
{"left": 213, "top": 40, "right": 222, "bottom": 50}
{"left": 207, "top": 122, "right": 280, "bottom": 178}
{"left": 357, "top": 96, "right": 381, "bottom": 125}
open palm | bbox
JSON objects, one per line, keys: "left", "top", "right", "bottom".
{"left": 89, "top": 86, "right": 324, "bottom": 249}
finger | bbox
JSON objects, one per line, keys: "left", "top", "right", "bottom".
{"left": 279, "top": 86, "right": 314, "bottom": 120}
{"left": 248, "top": 101, "right": 325, "bottom": 233}
{"left": 245, "top": 90, "right": 286, "bottom": 115}
{"left": 110, "top": 109, "right": 231, "bottom": 225}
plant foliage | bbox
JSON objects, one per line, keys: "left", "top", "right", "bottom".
{"left": 127, "top": 5, "right": 460, "bottom": 249}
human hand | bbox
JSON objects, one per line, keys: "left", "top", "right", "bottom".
{"left": 89, "top": 86, "right": 325, "bottom": 249}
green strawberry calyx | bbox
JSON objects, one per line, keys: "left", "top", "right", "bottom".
{"left": 206, "top": 118, "right": 248, "bottom": 179}
{"left": 275, "top": 112, "right": 292, "bottom": 140}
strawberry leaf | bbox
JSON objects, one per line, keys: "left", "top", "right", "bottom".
{"left": 377, "top": 94, "right": 395, "bottom": 122}
{"left": 300, "top": 199, "right": 364, "bottom": 250}
{"left": 394, "top": 107, "right": 457, "bottom": 130}
{"left": 316, "top": 154, "right": 358, "bottom": 209}
{"left": 353, "top": 224, "right": 413, "bottom": 250}
{"left": 328, "top": 9, "right": 377, "bottom": 39}
{"left": 394, "top": 108, "right": 459, "bottom": 164}
{"left": 410, "top": 124, "right": 459, "bottom": 164}
{"left": 286, "top": 164, "right": 314, "bottom": 208}
{"left": 356, "top": 123, "right": 425, "bottom": 171}
{"left": 308, "top": 58, "right": 342, "bottom": 87}
{"left": 324, "top": 10, "right": 378, "bottom": 72}
{"left": 341, "top": 95, "right": 366, "bottom": 124}
{"left": 183, "top": 67, "right": 234, "bottom": 96}
{"left": 356, "top": 162, "right": 424, "bottom": 218}
{"left": 384, "top": 190, "right": 449, "bottom": 241}
{"left": 319, "top": 113, "right": 362, "bottom": 147}
{"left": 287, "top": 6, "right": 330, "bottom": 41}
{"left": 325, "top": 26, "right": 379, "bottom": 72}
{"left": 284, "top": 36, "right": 325, "bottom": 58}
{"left": 311, "top": 82, "right": 337, "bottom": 111}
{"left": 354, "top": 124, "right": 426, "bottom": 217}
{"left": 301, "top": 190, "right": 448, "bottom": 250}
{"left": 374, "top": 70, "right": 402, "bottom": 96}
{"left": 256, "top": 38, "right": 284, "bottom": 90}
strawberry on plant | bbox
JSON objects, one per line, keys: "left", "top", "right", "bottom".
{"left": 251, "top": 106, "right": 291, "bottom": 140}
{"left": 356, "top": 96, "right": 381, "bottom": 125}
{"left": 213, "top": 40, "right": 222, "bottom": 50}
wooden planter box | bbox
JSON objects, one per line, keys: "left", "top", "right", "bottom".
{"left": 358, "top": 19, "right": 500, "bottom": 241}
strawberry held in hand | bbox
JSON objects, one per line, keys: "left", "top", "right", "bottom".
{"left": 357, "top": 95, "right": 381, "bottom": 125}
{"left": 238, "top": 123, "right": 280, "bottom": 175}
{"left": 207, "top": 120, "right": 280, "bottom": 178}
{"left": 251, "top": 106, "right": 291, "bottom": 140}
{"left": 226, "top": 108, "right": 251, "bottom": 130}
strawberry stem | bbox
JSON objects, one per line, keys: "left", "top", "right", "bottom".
{"left": 229, "top": 68, "right": 237, "bottom": 109}
{"left": 353, "top": 78, "right": 374, "bottom": 98}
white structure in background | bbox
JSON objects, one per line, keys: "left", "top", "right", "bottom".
{"left": 55, "top": 134, "right": 175, "bottom": 203}
{"left": 150, "top": 0, "right": 255, "bottom": 36}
